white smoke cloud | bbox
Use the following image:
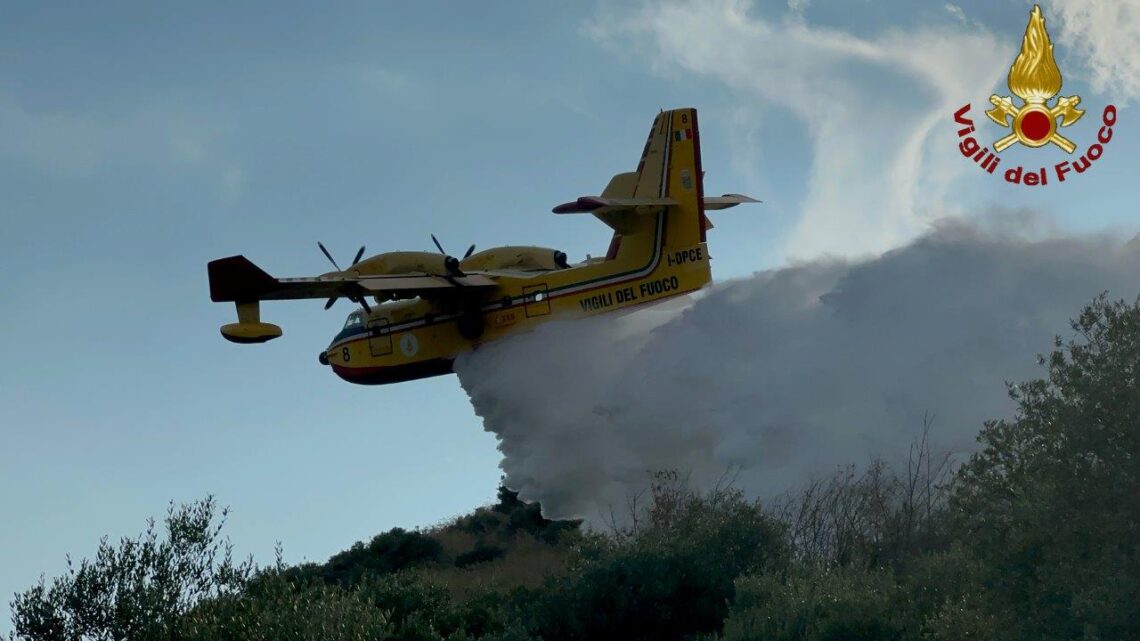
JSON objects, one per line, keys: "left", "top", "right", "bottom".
{"left": 944, "top": 4, "right": 968, "bottom": 26}
{"left": 586, "top": 0, "right": 1009, "bottom": 259}
{"left": 457, "top": 216, "right": 1140, "bottom": 525}
{"left": 1046, "top": 0, "right": 1140, "bottom": 102}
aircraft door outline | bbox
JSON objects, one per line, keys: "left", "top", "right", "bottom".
{"left": 523, "top": 284, "right": 551, "bottom": 318}
{"left": 368, "top": 319, "right": 393, "bottom": 357}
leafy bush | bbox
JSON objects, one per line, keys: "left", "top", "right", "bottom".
{"left": 455, "top": 509, "right": 505, "bottom": 536}
{"left": 525, "top": 481, "right": 788, "bottom": 641}
{"left": 948, "top": 296, "right": 1140, "bottom": 640}
{"left": 455, "top": 544, "right": 507, "bottom": 568}
{"left": 722, "top": 565, "right": 905, "bottom": 641}
{"left": 10, "top": 497, "right": 253, "bottom": 641}
{"left": 290, "top": 527, "right": 443, "bottom": 587}
{"left": 920, "top": 592, "right": 1002, "bottom": 641}
{"left": 183, "top": 571, "right": 391, "bottom": 641}
{"left": 895, "top": 544, "right": 986, "bottom": 634}
{"left": 353, "top": 574, "right": 521, "bottom": 641}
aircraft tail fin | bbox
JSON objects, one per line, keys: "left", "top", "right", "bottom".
{"left": 550, "top": 108, "right": 756, "bottom": 267}
{"left": 207, "top": 256, "right": 284, "bottom": 343}
{"left": 652, "top": 108, "right": 708, "bottom": 246}
{"left": 609, "top": 108, "right": 709, "bottom": 247}
{"left": 208, "top": 255, "right": 279, "bottom": 302}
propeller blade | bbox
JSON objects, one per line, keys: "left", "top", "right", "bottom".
{"left": 351, "top": 245, "right": 366, "bottom": 266}
{"left": 324, "top": 296, "right": 338, "bottom": 310}
{"left": 318, "top": 241, "right": 342, "bottom": 271}
{"left": 357, "top": 296, "right": 373, "bottom": 314}
{"left": 464, "top": 244, "right": 476, "bottom": 259}
{"left": 431, "top": 234, "right": 445, "bottom": 255}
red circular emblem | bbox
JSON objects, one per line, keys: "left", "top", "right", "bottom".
{"left": 1019, "top": 109, "right": 1052, "bottom": 142}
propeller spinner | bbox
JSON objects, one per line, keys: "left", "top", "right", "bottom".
{"left": 431, "top": 234, "right": 475, "bottom": 275}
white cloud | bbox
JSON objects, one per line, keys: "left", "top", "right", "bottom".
{"left": 587, "top": 0, "right": 1009, "bottom": 259}
{"left": 1046, "top": 0, "right": 1140, "bottom": 102}
{"left": 944, "top": 3, "right": 967, "bottom": 25}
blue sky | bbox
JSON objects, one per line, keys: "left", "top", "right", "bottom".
{"left": 2, "top": 0, "right": 1138, "bottom": 628}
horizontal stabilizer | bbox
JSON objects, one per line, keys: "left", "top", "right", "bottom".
{"left": 553, "top": 193, "right": 760, "bottom": 214}
{"left": 702, "top": 194, "right": 762, "bottom": 210}
{"left": 553, "top": 196, "right": 678, "bottom": 214}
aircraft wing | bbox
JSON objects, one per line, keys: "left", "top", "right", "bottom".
{"left": 208, "top": 255, "right": 496, "bottom": 303}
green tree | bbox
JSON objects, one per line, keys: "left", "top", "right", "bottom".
{"left": 182, "top": 572, "right": 391, "bottom": 641}
{"left": 948, "top": 295, "right": 1140, "bottom": 640}
{"left": 10, "top": 497, "right": 253, "bottom": 641}
{"left": 527, "top": 478, "right": 788, "bottom": 641}
{"left": 287, "top": 528, "right": 443, "bottom": 588}
{"left": 722, "top": 565, "right": 906, "bottom": 641}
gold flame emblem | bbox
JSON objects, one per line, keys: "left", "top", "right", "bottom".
{"left": 985, "top": 5, "right": 1084, "bottom": 153}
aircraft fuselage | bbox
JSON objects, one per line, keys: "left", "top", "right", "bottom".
{"left": 324, "top": 213, "right": 709, "bottom": 384}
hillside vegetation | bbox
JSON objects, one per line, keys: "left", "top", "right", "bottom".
{"left": 11, "top": 296, "right": 1140, "bottom": 641}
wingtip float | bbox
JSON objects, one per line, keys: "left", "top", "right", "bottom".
{"left": 207, "top": 107, "right": 760, "bottom": 385}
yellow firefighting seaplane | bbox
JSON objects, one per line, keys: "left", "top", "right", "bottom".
{"left": 208, "top": 108, "right": 758, "bottom": 384}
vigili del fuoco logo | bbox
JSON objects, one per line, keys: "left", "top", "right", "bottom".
{"left": 953, "top": 5, "right": 1117, "bottom": 187}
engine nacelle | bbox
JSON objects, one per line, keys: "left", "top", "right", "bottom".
{"left": 351, "top": 251, "right": 462, "bottom": 277}
{"left": 460, "top": 246, "right": 570, "bottom": 272}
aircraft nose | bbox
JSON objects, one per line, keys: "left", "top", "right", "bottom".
{"left": 318, "top": 350, "right": 330, "bottom": 366}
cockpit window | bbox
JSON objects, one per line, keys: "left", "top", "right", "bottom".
{"left": 343, "top": 312, "right": 364, "bottom": 329}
